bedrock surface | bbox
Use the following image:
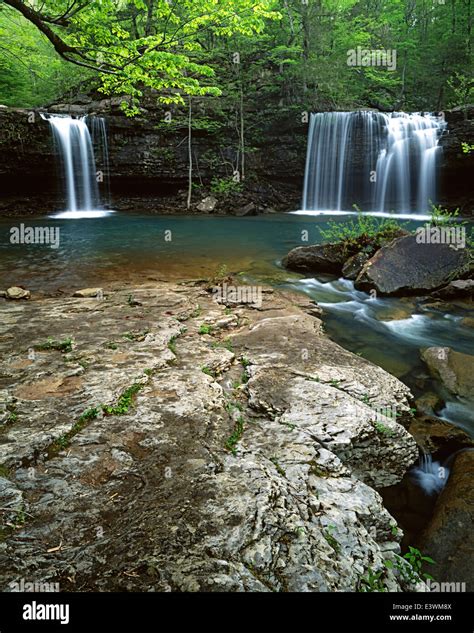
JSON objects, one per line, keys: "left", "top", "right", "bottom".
{"left": 0, "top": 281, "right": 418, "bottom": 591}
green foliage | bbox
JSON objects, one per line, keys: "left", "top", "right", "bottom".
{"left": 373, "top": 421, "right": 395, "bottom": 437}
{"left": 225, "top": 414, "right": 245, "bottom": 455}
{"left": 319, "top": 212, "right": 403, "bottom": 253}
{"left": 102, "top": 383, "right": 143, "bottom": 416}
{"left": 198, "top": 324, "right": 213, "bottom": 335}
{"left": 36, "top": 337, "right": 73, "bottom": 353}
{"left": 461, "top": 142, "right": 474, "bottom": 154}
{"left": 323, "top": 525, "right": 341, "bottom": 554}
{"left": 1, "top": 0, "right": 472, "bottom": 113}
{"left": 385, "top": 547, "right": 436, "bottom": 585}
{"left": 359, "top": 568, "right": 387, "bottom": 592}
{"left": 210, "top": 177, "right": 243, "bottom": 196}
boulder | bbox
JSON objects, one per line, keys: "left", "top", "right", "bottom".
{"left": 342, "top": 252, "right": 370, "bottom": 280}
{"left": 355, "top": 235, "right": 470, "bottom": 296}
{"left": 6, "top": 287, "right": 30, "bottom": 300}
{"left": 234, "top": 202, "right": 257, "bottom": 216}
{"left": 431, "top": 279, "right": 474, "bottom": 300}
{"left": 196, "top": 196, "right": 217, "bottom": 213}
{"left": 421, "top": 347, "right": 474, "bottom": 401}
{"left": 418, "top": 450, "right": 474, "bottom": 589}
{"left": 283, "top": 243, "right": 352, "bottom": 274}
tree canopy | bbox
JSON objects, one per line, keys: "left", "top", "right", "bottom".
{"left": 0, "top": 0, "right": 472, "bottom": 112}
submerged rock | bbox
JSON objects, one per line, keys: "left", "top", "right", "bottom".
{"left": 355, "top": 235, "right": 470, "bottom": 295}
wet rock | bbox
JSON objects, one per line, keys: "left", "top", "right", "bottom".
{"left": 421, "top": 347, "right": 474, "bottom": 401}
{"left": 73, "top": 288, "right": 103, "bottom": 298}
{"left": 342, "top": 252, "right": 369, "bottom": 280}
{"left": 431, "top": 279, "right": 474, "bottom": 300}
{"left": 414, "top": 393, "right": 443, "bottom": 417}
{"left": 408, "top": 415, "right": 473, "bottom": 454}
{"left": 355, "top": 236, "right": 471, "bottom": 296}
{"left": 196, "top": 196, "right": 217, "bottom": 213}
{"left": 6, "top": 287, "right": 30, "bottom": 300}
{"left": 417, "top": 450, "right": 474, "bottom": 589}
{"left": 283, "top": 243, "right": 352, "bottom": 274}
{"left": 234, "top": 202, "right": 257, "bottom": 216}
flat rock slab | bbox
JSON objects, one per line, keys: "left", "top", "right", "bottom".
{"left": 0, "top": 281, "right": 418, "bottom": 592}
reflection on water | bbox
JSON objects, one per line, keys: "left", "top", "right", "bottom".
{"left": 1, "top": 211, "right": 473, "bottom": 434}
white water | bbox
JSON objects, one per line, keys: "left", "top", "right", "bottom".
{"left": 409, "top": 453, "right": 449, "bottom": 496}
{"left": 302, "top": 111, "right": 446, "bottom": 214}
{"left": 291, "top": 275, "right": 474, "bottom": 434}
{"left": 41, "top": 113, "right": 113, "bottom": 218}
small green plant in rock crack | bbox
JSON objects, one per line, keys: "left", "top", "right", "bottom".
{"left": 279, "top": 421, "right": 296, "bottom": 431}
{"left": 102, "top": 383, "right": 144, "bottom": 416}
{"left": 224, "top": 400, "right": 243, "bottom": 414}
{"left": 104, "top": 341, "right": 118, "bottom": 350}
{"left": 322, "top": 525, "right": 341, "bottom": 553}
{"left": 198, "top": 324, "right": 213, "bottom": 335}
{"left": 358, "top": 568, "right": 388, "bottom": 592}
{"left": 373, "top": 421, "right": 396, "bottom": 437}
{"left": 127, "top": 294, "right": 142, "bottom": 307}
{"left": 270, "top": 457, "right": 286, "bottom": 477}
{"left": 168, "top": 335, "right": 178, "bottom": 355}
{"left": 201, "top": 366, "right": 216, "bottom": 378}
{"left": 211, "top": 338, "right": 233, "bottom": 352}
{"left": 123, "top": 330, "right": 149, "bottom": 342}
{"left": 0, "top": 465, "right": 12, "bottom": 479}
{"left": 386, "top": 546, "right": 436, "bottom": 584}
{"left": 225, "top": 415, "right": 245, "bottom": 455}
{"left": 4, "top": 405, "right": 18, "bottom": 425}
{"left": 36, "top": 337, "right": 73, "bottom": 353}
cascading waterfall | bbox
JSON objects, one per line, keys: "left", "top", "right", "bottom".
{"left": 41, "top": 113, "right": 110, "bottom": 216}
{"left": 302, "top": 111, "right": 446, "bottom": 214}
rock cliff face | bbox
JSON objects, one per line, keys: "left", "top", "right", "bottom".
{"left": 0, "top": 280, "right": 418, "bottom": 591}
{"left": 0, "top": 101, "right": 472, "bottom": 216}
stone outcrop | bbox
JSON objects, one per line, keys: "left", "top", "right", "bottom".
{"left": 0, "top": 97, "right": 306, "bottom": 216}
{"left": 0, "top": 280, "right": 418, "bottom": 592}
{"left": 0, "top": 103, "right": 472, "bottom": 216}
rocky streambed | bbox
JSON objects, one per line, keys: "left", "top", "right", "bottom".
{"left": 0, "top": 280, "right": 424, "bottom": 592}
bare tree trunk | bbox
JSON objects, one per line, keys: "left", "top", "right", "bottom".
{"left": 240, "top": 83, "right": 245, "bottom": 181}
{"left": 187, "top": 98, "right": 192, "bottom": 210}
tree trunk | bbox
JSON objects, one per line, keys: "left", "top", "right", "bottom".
{"left": 187, "top": 98, "right": 193, "bottom": 210}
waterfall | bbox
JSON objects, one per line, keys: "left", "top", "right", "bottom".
{"left": 302, "top": 111, "right": 446, "bottom": 214}
{"left": 409, "top": 452, "right": 449, "bottom": 496}
{"left": 41, "top": 113, "right": 111, "bottom": 217}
